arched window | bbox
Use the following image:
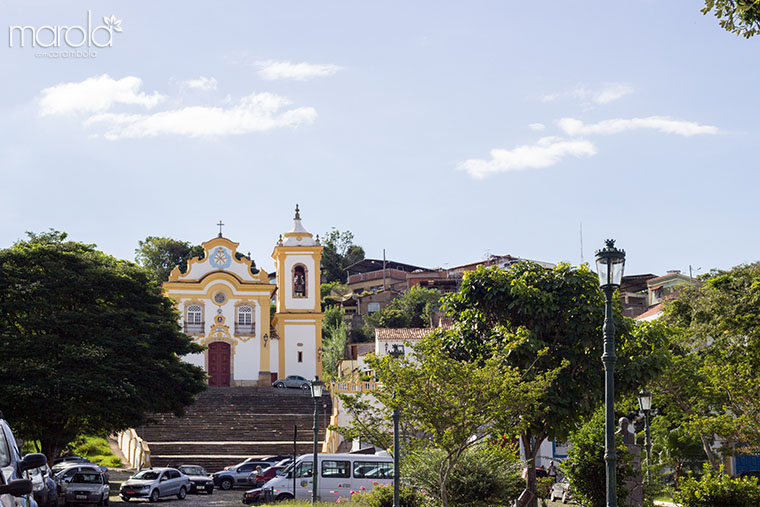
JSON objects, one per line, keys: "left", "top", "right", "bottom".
{"left": 185, "top": 304, "right": 204, "bottom": 334}
{"left": 293, "top": 265, "right": 307, "bottom": 298}
{"left": 236, "top": 305, "right": 254, "bottom": 335}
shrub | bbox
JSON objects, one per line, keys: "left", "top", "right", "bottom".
{"left": 65, "top": 435, "right": 122, "bottom": 467}
{"left": 536, "top": 477, "right": 554, "bottom": 507}
{"left": 560, "top": 409, "right": 635, "bottom": 507}
{"left": 675, "top": 465, "right": 760, "bottom": 507}
{"left": 350, "top": 483, "right": 427, "bottom": 507}
{"left": 404, "top": 443, "right": 522, "bottom": 507}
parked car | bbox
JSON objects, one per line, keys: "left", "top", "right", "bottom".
{"left": 52, "top": 457, "right": 88, "bottom": 467}
{"left": 119, "top": 467, "right": 191, "bottom": 502}
{"left": 271, "top": 375, "right": 310, "bottom": 390}
{"left": 55, "top": 463, "right": 109, "bottom": 502}
{"left": 29, "top": 464, "right": 57, "bottom": 507}
{"left": 0, "top": 475, "right": 33, "bottom": 507}
{"left": 63, "top": 471, "right": 109, "bottom": 506}
{"left": 247, "top": 465, "right": 287, "bottom": 488}
{"left": 261, "top": 455, "right": 293, "bottom": 464}
{"left": 0, "top": 411, "right": 47, "bottom": 507}
{"left": 52, "top": 461, "right": 108, "bottom": 481}
{"left": 213, "top": 462, "right": 266, "bottom": 490}
{"left": 177, "top": 465, "right": 213, "bottom": 494}
{"left": 550, "top": 477, "right": 572, "bottom": 504}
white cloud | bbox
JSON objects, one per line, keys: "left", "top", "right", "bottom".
{"left": 84, "top": 92, "right": 316, "bottom": 140}
{"left": 182, "top": 76, "right": 218, "bottom": 91}
{"left": 528, "top": 123, "right": 545, "bottom": 131}
{"left": 256, "top": 60, "right": 343, "bottom": 81}
{"left": 558, "top": 116, "right": 719, "bottom": 137}
{"left": 458, "top": 137, "right": 597, "bottom": 179}
{"left": 39, "top": 74, "right": 165, "bottom": 116}
{"left": 541, "top": 83, "right": 634, "bottom": 105}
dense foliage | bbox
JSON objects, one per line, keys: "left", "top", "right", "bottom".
{"left": 0, "top": 231, "right": 207, "bottom": 461}
{"left": 703, "top": 0, "right": 760, "bottom": 38}
{"left": 439, "top": 263, "right": 669, "bottom": 502}
{"left": 363, "top": 286, "right": 441, "bottom": 333}
{"left": 561, "top": 408, "right": 635, "bottom": 507}
{"left": 675, "top": 466, "right": 760, "bottom": 506}
{"left": 321, "top": 229, "right": 365, "bottom": 283}
{"left": 654, "top": 262, "right": 760, "bottom": 469}
{"left": 135, "top": 236, "right": 204, "bottom": 283}
{"left": 404, "top": 444, "right": 523, "bottom": 507}
{"left": 349, "top": 483, "right": 427, "bottom": 507}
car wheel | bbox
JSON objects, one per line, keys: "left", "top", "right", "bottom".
{"left": 220, "top": 478, "right": 233, "bottom": 490}
{"left": 150, "top": 489, "right": 160, "bottom": 502}
{"left": 562, "top": 491, "right": 568, "bottom": 504}
{"left": 550, "top": 491, "right": 555, "bottom": 501}
{"left": 177, "top": 486, "right": 186, "bottom": 500}
{"left": 300, "top": 383, "right": 309, "bottom": 390}
{"left": 274, "top": 382, "right": 285, "bottom": 388}
{"left": 276, "top": 493, "right": 294, "bottom": 501}
{"left": 104, "top": 497, "right": 109, "bottom": 506}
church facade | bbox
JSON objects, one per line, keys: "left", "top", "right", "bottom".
{"left": 162, "top": 207, "right": 323, "bottom": 387}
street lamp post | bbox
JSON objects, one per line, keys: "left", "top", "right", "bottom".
{"left": 310, "top": 376, "right": 325, "bottom": 504}
{"left": 595, "top": 239, "right": 626, "bottom": 507}
{"left": 638, "top": 390, "right": 653, "bottom": 485}
{"left": 388, "top": 344, "right": 405, "bottom": 507}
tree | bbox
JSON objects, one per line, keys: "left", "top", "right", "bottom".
{"left": 336, "top": 333, "right": 555, "bottom": 507}
{"left": 135, "top": 236, "right": 204, "bottom": 283}
{"left": 363, "top": 286, "right": 442, "bottom": 335}
{"left": 703, "top": 0, "right": 760, "bottom": 38}
{"left": 560, "top": 408, "right": 635, "bottom": 507}
{"left": 654, "top": 262, "right": 760, "bottom": 471}
{"left": 0, "top": 231, "right": 207, "bottom": 462}
{"left": 321, "top": 229, "right": 365, "bottom": 283}
{"left": 321, "top": 313, "right": 348, "bottom": 381}
{"left": 439, "top": 263, "right": 669, "bottom": 506}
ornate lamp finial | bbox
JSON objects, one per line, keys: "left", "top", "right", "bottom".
{"left": 315, "top": 234, "right": 320, "bottom": 245}
{"left": 295, "top": 204, "right": 301, "bottom": 220}
{"left": 277, "top": 234, "right": 283, "bottom": 246}
{"left": 605, "top": 238, "right": 616, "bottom": 249}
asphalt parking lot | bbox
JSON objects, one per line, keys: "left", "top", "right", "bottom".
{"left": 107, "top": 471, "right": 245, "bottom": 506}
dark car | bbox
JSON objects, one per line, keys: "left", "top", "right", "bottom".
{"left": 177, "top": 465, "right": 213, "bottom": 494}
{"left": 271, "top": 375, "right": 310, "bottom": 390}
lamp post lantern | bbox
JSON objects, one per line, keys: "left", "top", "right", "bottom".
{"left": 388, "top": 344, "right": 405, "bottom": 507}
{"left": 310, "top": 376, "right": 325, "bottom": 503}
{"left": 638, "top": 389, "right": 653, "bottom": 485}
{"left": 595, "top": 239, "right": 626, "bottom": 507}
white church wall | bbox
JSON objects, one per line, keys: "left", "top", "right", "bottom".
{"left": 283, "top": 322, "right": 317, "bottom": 379}
{"left": 184, "top": 352, "right": 205, "bottom": 370}
{"left": 234, "top": 340, "right": 260, "bottom": 382}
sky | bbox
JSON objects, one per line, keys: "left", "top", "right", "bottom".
{"left": 1, "top": 1, "right": 758, "bottom": 278}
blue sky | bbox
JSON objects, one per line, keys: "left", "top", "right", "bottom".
{"left": 1, "top": 1, "right": 757, "bottom": 277}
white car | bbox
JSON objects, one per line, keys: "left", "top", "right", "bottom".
{"left": 63, "top": 471, "right": 109, "bottom": 505}
{"left": 549, "top": 479, "right": 572, "bottom": 503}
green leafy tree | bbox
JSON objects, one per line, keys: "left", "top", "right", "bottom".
{"left": 0, "top": 231, "right": 207, "bottom": 462}
{"left": 321, "top": 229, "right": 365, "bottom": 283}
{"left": 561, "top": 408, "right": 635, "bottom": 507}
{"left": 439, "top": 263, "right": 669, "bottom": 506}
{"left": 363, "top": 286, "right": 441, "bottom": 335}
{"left": 675, "top": 464, "right": 760, "bottom": 506}
{"left": 703, "top": 0, "right": 760, "bottom": 38}
{"left": 135, "top": 236, "right": 204, "bottom": 283}
{"left": 404, "top": 443, "right": 523, "bottom": 507}
{"left": 322, "top": 319, "right": 348, "bottom": 381}
{"left": 654, "top": 262, "right": 760, "bottom": 470}
{"left": 336, "top": 333, "right": 555, "bottom": 507}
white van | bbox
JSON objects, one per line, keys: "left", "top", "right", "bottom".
{"left": 249, "top": 453, "right": 393, "bottom": 503}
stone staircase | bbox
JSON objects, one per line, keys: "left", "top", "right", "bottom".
{"left": 138, "top": 387, "right": 332, "bottom": 472}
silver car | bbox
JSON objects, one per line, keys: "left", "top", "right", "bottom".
{"left": 271, "top": 375, "right": 310, "bottom": 390}
{"left": 119, "top": 468, "right": 190, "bottom": 502}
{"left": 63, "top": 471, "right": 109, "bottom": 506}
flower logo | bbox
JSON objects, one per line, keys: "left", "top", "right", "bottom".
{"left": 103, "top": 15, "right": 123, "bottom": 32}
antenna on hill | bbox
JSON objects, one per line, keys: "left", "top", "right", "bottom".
{"left": 580, "top": 222, "right": 584, "bottom": 264}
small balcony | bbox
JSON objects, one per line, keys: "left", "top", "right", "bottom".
{"left": 184, "top": 322, "right": 205, "bottom": 335}
{"left": 235, "top": 323, "right": 254, "bottom": 336}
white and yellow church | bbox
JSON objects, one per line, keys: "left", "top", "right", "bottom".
{"left": 162, "top": 206, "right": 323, "bottom": 387}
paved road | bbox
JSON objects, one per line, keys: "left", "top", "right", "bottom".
{"left": 107, "top": 471, "right": 246, "bottom": 506}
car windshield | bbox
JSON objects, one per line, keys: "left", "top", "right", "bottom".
{"left": 133, "top": 470, "right": 160, "bottom": 480}
{"left": 180, "top": 466, "right": 204, "bottom": 475}
{"left": 72, "top": 473, "right": 101, "bottom": 484}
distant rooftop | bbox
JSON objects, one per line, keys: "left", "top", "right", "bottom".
{"left": 345, "top": 258, "right": 427, "bottom": 275}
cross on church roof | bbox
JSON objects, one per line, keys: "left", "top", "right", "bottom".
{"left": 217, "top": 220, "right": 224, "bottom": 238}
{"left": 294, "top": 204, "right": 300, "bottom": 220}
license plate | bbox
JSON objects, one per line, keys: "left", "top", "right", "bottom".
{"left": 76, "top": 495, "right": 87, "bottom": 500}
{"left": 125, "top": 490, "right": 134, "bottom": 494}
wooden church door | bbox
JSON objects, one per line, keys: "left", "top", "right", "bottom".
{"left": 208, "top": 342, "right": 231, "bottom": 386}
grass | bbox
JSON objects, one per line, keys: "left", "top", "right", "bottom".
{"left": 259, "top": 502, "right": 339, "bottom": 507}
{"left": 67, "top": 435, "right": 122, "bottom": 468}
